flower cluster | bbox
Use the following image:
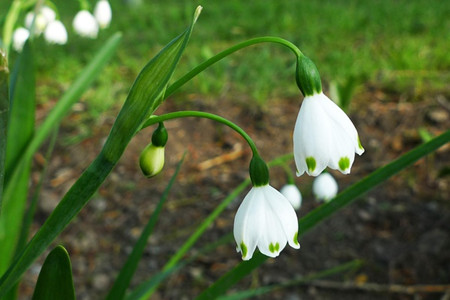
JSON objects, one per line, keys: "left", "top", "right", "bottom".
{"left": 12, "top": 1, "right": 112, "bottom": 52}
{"left": 13, "top": 5, "right": 68, "bottom": 51}
{"left": 73, "top": 0, "right": 112, "bottom": 39}
{"left": 232, "top": 54, "right": 364, "bottom": 260}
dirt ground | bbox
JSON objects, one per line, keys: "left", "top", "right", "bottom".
{"left": 21, "top": 85, "right": 450, "bottom": 299}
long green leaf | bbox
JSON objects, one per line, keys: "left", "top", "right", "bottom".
{"left": 0, "top": 32, "right": 121, "bottom": 277}
{"left": 196, "top": 130, "right": 450, "bottom": 299}
{"left": 106, "top": 154, "right": 186, "bottom": 300}
{"left": 31, "top": 245, "right": 75, "bottom": 300}
{"left": 0, "top": 40, "right": 35, "bottom": 275}
{"left": 0, "top": 7, "right": 201, "bottom": 297}
{"left": 0, "top": 49, "right": 8, "bottom": 209}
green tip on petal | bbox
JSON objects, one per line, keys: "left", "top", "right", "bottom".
{"left": 357, "top": 136, "right": 364, "bottom": 151}
{"left": 240, "top": 242, "right": 248, "bottom": 258}
{"left": 269, "top": 242, "right": 280, "bottom": 253}
{"left": 306, "top": 157, "right": 316, "bottom": 173}
{"left": 338, "top": 157, "right": 350, "bottom": 171}
{"left": 293, "top": 232, "right": 299, "bottom": 246}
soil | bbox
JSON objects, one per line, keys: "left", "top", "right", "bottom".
{"left": 20, "top": 87, "right": 450, "bottom": 300}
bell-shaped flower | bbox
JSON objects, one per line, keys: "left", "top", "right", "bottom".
{"left": 73, "top": 10, "right": 99, "bottom": 38}
{"left": 293, "top": 92, "right": 364, "bottom": 176}
{"left": 234, "top": 184, "right": 300, "bottom": 260}
{"left": 280, "top": 184, "right": 302, "bottom": 210}
{"left": 44, "top": 20, "right": 68, "bottom": 45}
{"left": 94, "top": 0, "right": 112, "bottom": 29}
{"left": 12, "top": 27, "right": 30, "bottom": 52}
{"left": 313, "top": 172, "right": 338, "bottom": 202}
{"left": 40, "top": 6, "right": 56, "bottom": 23}
{"left": 25, "top": 12, "right": 47, "bottom": 35}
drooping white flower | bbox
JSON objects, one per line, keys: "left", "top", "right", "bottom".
{"left": 40, "top": 6, "right": 56, "bottom": 23}
{"left": 12, "top": 27, "right": 30, "bottom": 52}
{"left": 313, "top": 172, "right": 338, "bottom": 202}
{"left": 94, "top": 0, "right": 112, "bottom": 29}
{"left": 234, "top": 184, "right": 300, "bottom": 260}
{"left": 25, "top": 12, "right": 47, "bottom": 35}
{"left": 293, "top": 92, "right": 364, "bottom": 177}
{"left": 44, "top": 20, "right": 68, "bottom": 45}
{"left": 280, "top": 184, "right": 302, "bottom": 210}
{"left": 73, "top": 10, "right": 99, "bottom": 38}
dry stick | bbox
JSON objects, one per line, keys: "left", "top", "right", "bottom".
{"left": 301, "top": 280, "right": 450, "bottom": 295}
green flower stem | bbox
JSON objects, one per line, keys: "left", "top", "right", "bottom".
{"left": 280, "top": 163, "right": 295, "bottom": 185}
{"left": 142, "top": 111, "right": 260, "bottom": 156}
{"left": 164, "top": 36, "right": 304, "bottom": 98}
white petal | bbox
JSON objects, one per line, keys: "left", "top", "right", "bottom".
{"left": 12, "top": 27, "right": 30, "bottom": 52}
{"left": 44, "top": 20, "right": 68, "bottom": 45}
{"left": 73, "top": 10, "right": 99, "bottom": 38}
{"left": 293, "top": 95, "right": 332, "bottom": 176}
{"left": 94, "top": 0, "right": 112, "bottom": 29}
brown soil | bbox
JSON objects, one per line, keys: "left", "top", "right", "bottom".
{"left": 21, "top": 87, "right": 450, "bottom": 300}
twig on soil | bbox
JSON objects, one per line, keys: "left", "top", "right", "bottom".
{"left": 196, "top": 143, "right": 248, "bottom": 171}
{"left": 302, "top": 280, "right": 450, "bottom": 295}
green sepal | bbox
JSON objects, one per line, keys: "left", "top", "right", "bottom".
{"left": 249, "top": 155, "right": 269, "bottom": 187}
{"left": 31, "top": 245, "right": 75, "bottom": 300}
{"left": 151, "top": 122, "right": 168, "bottom": 147}
{"left": 296, "top": 55, "right": 322, "bottom": 97}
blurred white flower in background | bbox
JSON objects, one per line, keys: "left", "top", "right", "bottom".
{"left": 73, "top": 10, "right": 99, "bottom": 38}
{"left": 312, "top": 172, "right": 338, "bottom": 202}
{"left": 44, "top": 20, "right": 68, "bottom": 45}
{"left": 280, "top": 184, "right": 302, "bottom": 210}
{"left": 94, "top": 0, "right": 112, "bottom": 29}
{"left": 12, "top": 27, "right": 30, "bottom": 52}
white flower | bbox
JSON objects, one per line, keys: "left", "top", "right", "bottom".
{"left": 313, "top": 172, "right": 338, "bottom": 202}
{"left": 280, "top": 184, "right": 302, "bottom": 210}
{"left": 40, "top": 6, "right": 56, "bottom": 23}
{"left": 234, "top": 184, "right": 300, "bottom": 260}
{"left": 293, "top": 92, "right": 364, "bottom": 176}
{"left": 73, "top": 10, "right": 99, "bottom": 38}
{"left": 12, "top": 27, "right": 30, "bottom": 52}
{"left": 25, "top": 12, "right": 47, "bottom": 35}
{"left": 94, "top": 0, "right": 112, "bottom": 29}
{"left": 44, "top": 20, "right": 68, "bottom": 45}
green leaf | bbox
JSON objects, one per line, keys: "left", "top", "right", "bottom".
{"left": 105, "top": 154, "right": 186, "bottom": 300}
{"left": 31, "top": 245, "right": 75, "bottom": 300}
{"left": 0, "top": 40, "right": 35, "bottom": 276}
{"left": 0, "top": 49, "right": 8, "bottom": 210}
{"left": 0, "top": 7, "right": 201, "bottom": 298}
{"left": 195, "top": 130, "right": 450, "bottom": 299}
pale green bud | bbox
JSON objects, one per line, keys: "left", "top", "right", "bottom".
{"left": 139, "top": 144, "right": 165, "bottom": 178}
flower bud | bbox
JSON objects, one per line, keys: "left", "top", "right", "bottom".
{"left": 151, "top": 122, "right": 168, "bottom": 147}
{"left": 296, "top": 55, "right": 322, "bottom": 97}
{"left": 312, "top": 172, "right": 338, "bottom": 202}
{"left": 139, "top": 144, "right": 165, "bottom": 178}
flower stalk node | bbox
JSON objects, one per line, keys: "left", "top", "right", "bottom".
{"left": 249, "top": 155, "right": 269, "bottom": 187}
{"left": 296, "top": 55, "right": 322, "bottom": 97}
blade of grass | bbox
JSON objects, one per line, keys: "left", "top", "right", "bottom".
{"left": 0, "top": 7, "right": 201, "bottom": 297}
{"left": 31, "top": 245, "right": 75, "bottom": 300}
{"left": 4, "top": 129, "right": 58, "bottom": 300}
{"left": 218, "top": 260, "right": 363, "bottom": 300}
{"left": 195, "top": 130, "right": 450, "bottom": 299}
{"left": 0, "top": 40, "right": 35, "bottom": 276}
{"left": 0, "top": 49, "right": 8, "bottom": 209}
{"left": 105, "top": 153, "right": 186, "bottom": 300}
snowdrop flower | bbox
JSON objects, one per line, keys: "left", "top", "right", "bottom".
{"left": 313, "top": 172, "right": 338, "bottom": 202}
{"left": 44, "top": 20, "right": 68, "bottom": 45}
{"left": 73, "top": 10, "right": 99, "bottom": 38}
{"left": 12, "top": 27, "right": 30, "bottom": 52}
{"left": 234, "top": 156, "right": 300, "bottom": 260}
{"left": 25, "top": 12, "right": 47, "bottom": 35}
{"left": 293, "top": 55, "right": 364, "bottom": 177}
{"left": 94, "top": 0, "right": 112, "bottom": 29}
{"left": 40, "top": 6, "right": 56, "bottom": 23}
{"left": 280, "top": 184, "right": 302, "bottom": 210}
{"left": 139, "top": 122, "right": 168, "bottom": 178}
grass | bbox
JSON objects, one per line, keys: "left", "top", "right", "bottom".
{"left": 2, "top": 0, "right": 449, "bottom": 114}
